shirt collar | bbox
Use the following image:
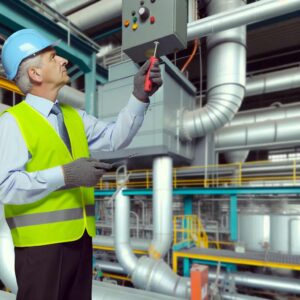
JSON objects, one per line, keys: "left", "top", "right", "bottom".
{"left": 25, "top": 94, "right": 59, "bottom": 117}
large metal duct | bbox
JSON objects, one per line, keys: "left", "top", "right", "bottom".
{"left": 45, "top": 0, "right": 95, "bottom": 15}
{"left": 187, "top": 0, "right": 300, "bottom": 40}
{"left": 180, "top": 0, "right": 246, "bottom": 140}
{"left": 215, "top": 115, "right": 300, "bottom": 151}
{"left": 149, "top": 157, "right": 173, "bottom": 259}
{"left": 246, "top": 67, "right": 300, "bottom": 97}
{"left": 115, "top": 157, "right": 190, "bottom": 298}
{"left": 58, "top": 85, "right": 85, "bottom": 109}
{"left": 68, "top": 0, "right": 122, "bottom": 31}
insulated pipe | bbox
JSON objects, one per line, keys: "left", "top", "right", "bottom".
{"left": 114, "top": 183, "right": 138, "bottom": 274}
{"left": 114, "top": 157, "right": 190, "bottom": 298}
{"left": 93, "top": 235, "right": 150, "bottom": 251}
{"left": 187, "top": 0, "right": 300, "bottom": 40}
{"left": 95, "top": 260, "right": 126, "bottom": 275}
{"left": 225, "top": 102, "right": 300, "bottom": 127}
{"left": 246, "top": 67, "right": 300, "bottom": 97}
{"left": 92, "top": 281, "right": 186, "bottom": 300}
{"left": 58, "top": 85, "right": 85, "bottom": 109}
{"left": 149, "top": 157, "right": 173, "bottom": 259}
{"left": 215, "top": 116, "right": 300, "bottom": 151}
{"left": 209, "top": 272, "right": 300, "bottom": 295}
{"left": 221, "top": 293, "right": 268, "bottom": 300}
{"left": 45, "top": 0, "right": 95, "bottom": 15}
{"left": 180, "top": 0, "right": 246, "bottom": 140}
{"left": 68, "top": 0, "right": 122, "bottom": 31}
{"left": 95, "top": 260, "right": 300, "bottom": 295}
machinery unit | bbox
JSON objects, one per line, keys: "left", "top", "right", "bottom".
{"left": 95, "top": 57, "right": 196, "bottom": 164}
{"left": 122, "top": 0, "right": 188, "bottom": 62}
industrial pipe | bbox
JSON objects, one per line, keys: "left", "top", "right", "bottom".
{"left": 246, "top": 67, "right": 300, "bottom": 97}
{"left": 180, "top": 0, "right": 246, "bottom": 140}
{"left": 45, "top": 0, "right": 95, "bottom": 15}
{"left": 209, "top": 271, "right": 300, "bottom": 295}
{"left": 225, "top": 101, "right": 300, "bottom": 128}
{"left": 114, "top": 169, "right": 138, "bottom": 275}
{"left": 68, "top": 0, "right": 122, "bottom": 31}
{"left": 149, "top": 157, "right": 173, "bottom": 259}
{"left": 93, "top": 235, "right": 150, "bottom": 251}
{"left": 215, "top": 115, "right": 300, "bottom": 151}
{"left": 114, "top": 157, "right": 190, "bottom": 298}
{"left": 187, "top": 0, "right": 300, "bottom": 40}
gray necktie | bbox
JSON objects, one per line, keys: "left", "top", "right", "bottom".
{"left": 51, "top": 103, "right": 72, "bottom": 153}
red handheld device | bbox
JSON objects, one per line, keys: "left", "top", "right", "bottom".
{"left": 144, "top": 41, "right": 159, "bottom": 92}
{"left": 144, "top": 56, "right": 158, "bottom": 92}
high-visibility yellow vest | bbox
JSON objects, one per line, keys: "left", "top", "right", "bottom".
{"left": 3, "top": 101, "right": 95, "bottom": 247}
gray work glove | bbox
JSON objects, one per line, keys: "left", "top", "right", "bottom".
{"left": 62, "top": 158, "right": 112, "bottom": 187}
{"left": 133, "top": 59, "right": 163, "bottom": 102}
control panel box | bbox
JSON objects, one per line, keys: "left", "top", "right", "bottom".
{"left": 122, "top": 0, "right": 187, "bottom": 62}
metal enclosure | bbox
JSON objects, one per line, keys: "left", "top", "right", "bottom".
{"left": 96, "top": 57, "right": 196, "bottom": 164}
{"left": 122, "top": 0, "right": 187, "bottom": 62}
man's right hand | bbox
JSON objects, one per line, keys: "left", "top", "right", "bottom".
{"left": 62, "top": 158, "right": 112, "bottom": 187}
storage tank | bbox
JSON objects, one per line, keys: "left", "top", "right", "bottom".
{"left": 238, "top": 205, "right": 270, "bottom": 251}
{"left": 270, "top": 205, "right": 300, "bottom": 255}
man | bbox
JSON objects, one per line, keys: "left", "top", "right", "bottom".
{"left": 0, "top": 28, "right": 162, "bottom": 300}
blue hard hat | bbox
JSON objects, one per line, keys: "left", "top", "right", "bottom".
{"left": 1, "top": 29, "right": 60, "bottom": 80}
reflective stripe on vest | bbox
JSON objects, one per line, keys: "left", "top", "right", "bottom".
{"left": 6, "top": 205, "right": 95, "bottom": 229}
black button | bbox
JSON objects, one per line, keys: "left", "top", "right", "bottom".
{"left": 132, "top": 10, "right": 136, "bottom": 16}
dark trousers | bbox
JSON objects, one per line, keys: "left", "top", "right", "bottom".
{"left": 15, "top": 231, "right": 92, "bottom": 300}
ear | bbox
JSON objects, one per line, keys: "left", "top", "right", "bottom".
{"left": 28, "top": 67, "right": 42, "bottom": 83}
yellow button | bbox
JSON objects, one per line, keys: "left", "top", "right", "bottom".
{"left": 132, "top": 23, "right": 138, "bottom": 31}
{"left": 124, "top": 20, "right": 130, "bottom": 27}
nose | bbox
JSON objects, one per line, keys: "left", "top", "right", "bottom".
{"left": 57, "top": 55, "right": 68, "bottom": 67}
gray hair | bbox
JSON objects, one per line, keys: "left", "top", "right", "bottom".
{"left": 14, "top": 55, "right": 43, "bottom": 94}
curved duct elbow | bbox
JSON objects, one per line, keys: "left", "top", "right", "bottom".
{"left": 180, "top": 0, "right": 246, "bottom": 140}
{"left": 132, "top": 256, "right": 190, "bottom": 299}
{"left": 149, "top": 157, "right": 173, "bottom": 259}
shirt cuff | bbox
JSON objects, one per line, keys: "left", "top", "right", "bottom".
{"left": 128, "top": 94, "right": 150, "bottom": 116}
{"left": 39, "top": 166, "right": 65, "bottom": 190}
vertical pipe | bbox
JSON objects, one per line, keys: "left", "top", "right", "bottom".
{"left": 149, "top": 157, "right": 173, "bottom": 259}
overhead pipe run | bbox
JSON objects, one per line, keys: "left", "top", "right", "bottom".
{"left": 114, "top": 157, "right": 190, "bottom": 299}
{"left": 215, "top": 115, "right": 300, "bottom": 152}
{"left": 246, "top": 66, "right": 300, "bottom": 97}
{"left": 224, "top": 101, "right": 300, "bottom": 127}
{"left": 68, "top": 0, "right": 122, "bottom": 31}
{"left": 187, "top": 0, "right": 300, "bottom": 40}
{"left": 45, "top": 0, "right": 95, "bottom": 15}
{"left": 180, "top": 0, "right": 246, "bottom": 140}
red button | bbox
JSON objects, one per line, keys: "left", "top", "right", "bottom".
{"left": 150, "top": 16, "right": 155, "bottom": 24}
